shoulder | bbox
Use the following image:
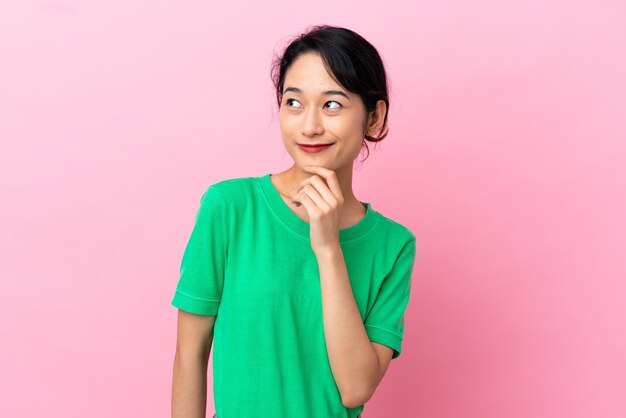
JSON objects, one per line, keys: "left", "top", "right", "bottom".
{"left": 198, "top": 175, "right": 261, "bottom": 216}
{"left": 192, "top": 176, "right": 259, "bottom": 230}
{"left": 202, "top": 175, "right": 258, "bottom": 200}
{"left": 372, "top": 210, "right": 416, "bottom": 248}
{"left": 372, "top": 214, "right": 417, "bottom": 278}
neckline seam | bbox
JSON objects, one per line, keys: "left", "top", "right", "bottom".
{"left": 258, "top": 173, "right": 379, "bottom": 242}
{"left": 255, "top": 177, "right": 312, "bottom": 242}
{"left": 338, "top": 216, "right": 382, "bottom": 243}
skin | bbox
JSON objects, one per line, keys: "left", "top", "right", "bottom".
{"left": 172, "top": 311, "right": 214, "bottom": 418}
{"left": 271, "top": 52, "right": 393, "bottom": 407}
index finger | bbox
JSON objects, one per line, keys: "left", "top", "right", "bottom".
{"left": 303, "top": 165, "right": 342, "bottom": 198}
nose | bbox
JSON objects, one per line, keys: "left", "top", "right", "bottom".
{"left": 301, "top": 107, "right": 324, "bottom": 137}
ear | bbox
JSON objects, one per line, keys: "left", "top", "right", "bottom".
{"left": 365, "top": 100, "right": 388, "bottom": 137}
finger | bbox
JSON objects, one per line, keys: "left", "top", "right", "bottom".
{"left": 303, "top": 166, "right": 342, "bottom": 199}
{"left": 299, "top": 184, "right": 330, "bottom": 211}
{"left": 307, "top": 175, "right": 337, "bottom": 206}
{"left": 296, "top": 175, "right": 332, "bottom": 199}
{"left": 296, "top": 193, "right": 321, "bottom": 219}
{"left": 295, "top": 177, "right": 313, "bottom": 194}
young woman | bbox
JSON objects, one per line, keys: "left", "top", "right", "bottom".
{"left": 171, "top": 25, "right": 417, "bottom": 418}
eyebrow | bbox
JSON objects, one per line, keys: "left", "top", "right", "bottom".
{"left": 283, "top": 86, "right": 351, "bottom": 101}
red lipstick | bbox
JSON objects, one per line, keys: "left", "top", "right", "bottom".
{"left": 298, "top": 143, "right": 333, "bottom": 153}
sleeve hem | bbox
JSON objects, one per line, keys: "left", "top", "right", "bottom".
{"left": 364, "top": 324, "right": 403, "bottom": 359}
{"left": 171, "top": 290, "right": 220, "bottom": 316}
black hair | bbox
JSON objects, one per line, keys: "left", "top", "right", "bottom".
{"left": 270, "top": 25, "right": 390, "bottom": 161}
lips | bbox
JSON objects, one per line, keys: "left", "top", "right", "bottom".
{"left": 298, "top": 143, "right": 334, "bottom": 153}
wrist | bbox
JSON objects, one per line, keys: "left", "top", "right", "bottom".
{"left": 314, "top": 242, "right": 342, "bottom": 259}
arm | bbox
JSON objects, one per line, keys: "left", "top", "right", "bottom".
{"left": 317, "top": 246, "right": 394, "bottom": 409}
{"left": 171, "top": 309, "right": 216, "bottom": 418}
{"left": 289, "top": 166, "right": 396, "bottom": 407}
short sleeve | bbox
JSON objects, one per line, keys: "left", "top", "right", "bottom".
{"left": 170, "top": 185, "right": 229, "bottom": 316}
{"left": 363, "top": 237, "right": 416, "bottom": 359}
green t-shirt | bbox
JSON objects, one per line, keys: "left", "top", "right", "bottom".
{"left": 171, "top": 173, "right": 416, "bottom": 418}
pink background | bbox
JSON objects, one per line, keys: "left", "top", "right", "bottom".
{"left": 1, "top": 1, "right": 625, "bottom": 417}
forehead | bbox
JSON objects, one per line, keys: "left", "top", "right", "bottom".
{"left": 283, "top": 53, "right": 345, "bottom": 92}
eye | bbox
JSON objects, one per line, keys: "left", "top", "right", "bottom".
{"left": 286, "top": 98, "right": 302, "bottom": 108}
{"left": 325, "top": 101, "right": 342, "bottom": 109}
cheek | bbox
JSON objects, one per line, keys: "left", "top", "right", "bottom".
{"left": 327, "top": 114, "right": 365, "bottom": 137}
{"left": 278, "top": 111, "right": 294, "bottom": 133}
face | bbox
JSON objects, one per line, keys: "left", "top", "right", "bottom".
{"left": 279, "top": 52, "right": 369, "bottom": 172}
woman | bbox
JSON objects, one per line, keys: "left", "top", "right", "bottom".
{"left": 171, "top": 25, "right": 417, "bottom": 418}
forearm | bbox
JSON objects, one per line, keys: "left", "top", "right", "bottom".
{"left": 316, "top": 244, "right": 379, "bottom": 408}
{"left": 171, "top": 352, "right": 209, "bottom": 418}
